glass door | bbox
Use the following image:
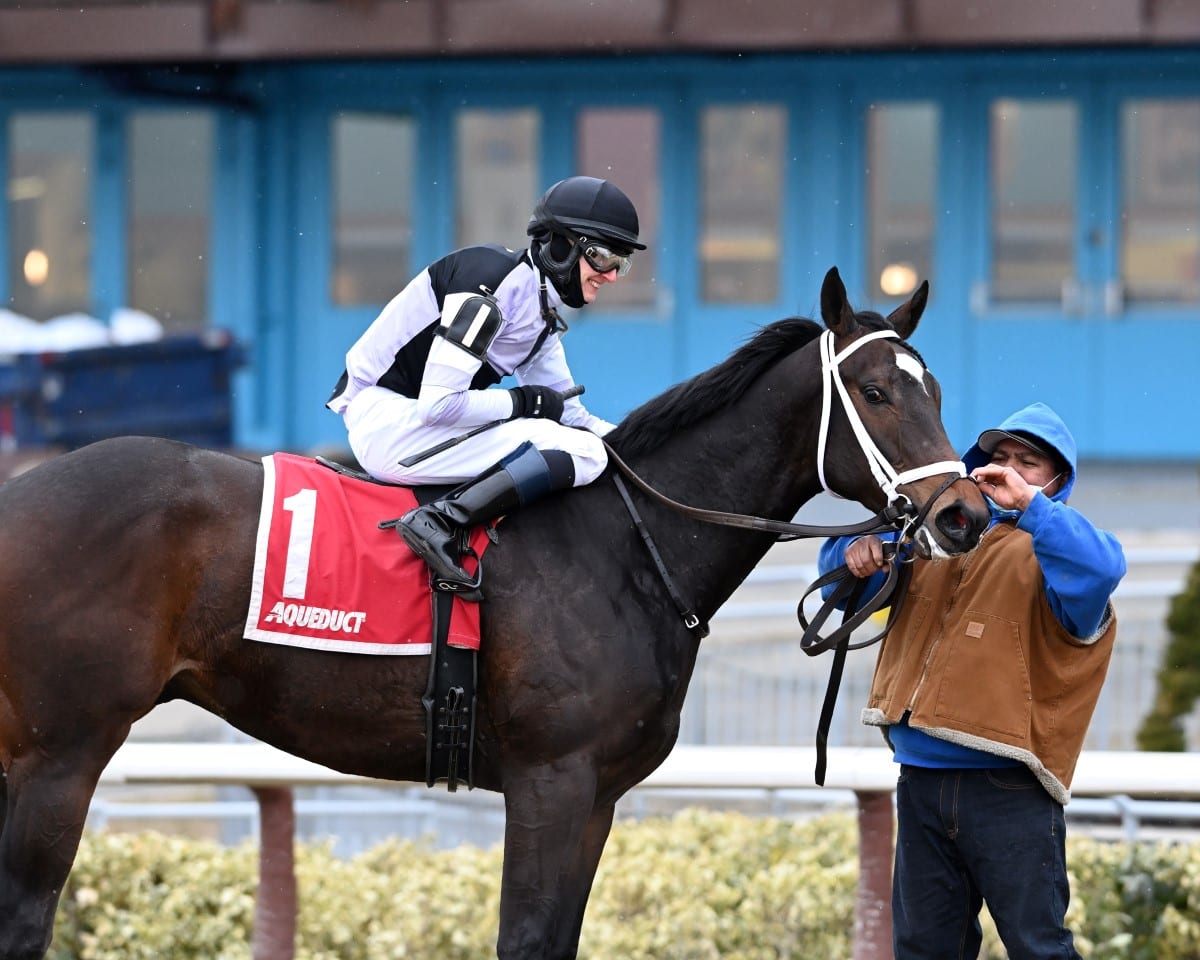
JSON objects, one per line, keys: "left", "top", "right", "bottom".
{"left": 681, "top": 94, "right": 795, "bottom": 377}
{"left": 1095, "top": 91, "right": 1200, "bottom": 456}
{"left": 965, "top": 88, "right": 1101, "bottom": 450}
{"left": 966, "top": 79, "right": 1200, "bottom": 458}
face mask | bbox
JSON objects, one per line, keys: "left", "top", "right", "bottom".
{"left": 1037, "top": 471, "right": 1064, "bottom": 495}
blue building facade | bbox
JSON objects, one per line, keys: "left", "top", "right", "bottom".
{"left": 3, "top": 25, "right": 1199, "bottom": 460}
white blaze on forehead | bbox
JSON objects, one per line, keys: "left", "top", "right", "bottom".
{"left": 894, "top": 349, "right": 929, "bottom": 395}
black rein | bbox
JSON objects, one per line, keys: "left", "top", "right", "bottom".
{"left": 603, "top": 441, "right": 917, "bottom": 543}
{"left": 602, "top": 440, "right": 963, "bottom": 785}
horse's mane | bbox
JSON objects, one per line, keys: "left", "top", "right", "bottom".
{"left": 607, "top": 317, "right": 823, "bottom": 458}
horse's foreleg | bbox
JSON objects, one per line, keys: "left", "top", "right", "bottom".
{"left": 496, "top": 761, "right": 599, "bottom": 960}
{"left": 0, "top": 748, "right": 114, "bottom": 960}
{"left": 548, "top": 802, "right": 615, "bottom": 960}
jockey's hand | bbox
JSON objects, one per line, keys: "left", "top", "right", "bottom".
{"left": 844, "top": 535, "right": 890, "bottom": 578}
{"left": 508, "top": 384, "right": 570, "bottom": 422}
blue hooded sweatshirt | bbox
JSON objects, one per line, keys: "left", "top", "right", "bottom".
{"left": 817, "top": 402, "right": 1127, "bottom": 768}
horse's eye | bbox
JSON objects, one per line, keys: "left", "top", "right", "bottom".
{"left": 863, "top": 385, "right": 887, "bottom": 404}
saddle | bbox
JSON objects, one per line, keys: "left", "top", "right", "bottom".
{"left": 316, "top": 456, "right": 478, "bottom": 792}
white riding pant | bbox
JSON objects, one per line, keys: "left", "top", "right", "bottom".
{"left": 344, "top": 386, "right": 609, "bottom": 486}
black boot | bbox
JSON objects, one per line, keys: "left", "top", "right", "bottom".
{"left": 395, "top": 443, "right": 572, "bottom": 597}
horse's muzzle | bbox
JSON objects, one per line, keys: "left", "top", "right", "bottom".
{"left": 918, "top": 493, "right": 988, "bottom": 558}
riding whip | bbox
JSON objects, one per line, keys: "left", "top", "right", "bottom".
{"left": 398, "top": 384, "right": 585, "bottom": 467}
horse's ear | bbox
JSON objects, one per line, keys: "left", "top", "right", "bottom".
{"left": 820, "top": 266, "right": 858, "bottom": 336}
{"left": 885, "top": 280, "right": 929, "bottom": 339}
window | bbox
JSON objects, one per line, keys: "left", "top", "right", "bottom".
{"left": 7, "top": 112, "right": 93, "bottom": 319}
{"left": 578, "top": 107, "right": 660, "bottom": 310}
{"left": 128, "top": 111, "right": 214, "bottom": 329}
{"left": 990, "top": 99, "right": 1077, "bottom": 302}
{"left": 456, "top": 109, "right": 538, "bottom": 253}
{"left": 1121, "top": 99, "right": 1200, "bottom": 304}
{"left": 867, "top": 102, "right": 938, "bottom": 299}
{"left": 699, "top": 105, "right": 784, "bottom": 303}
{"left": 331, "top": 113, "right": 415, "bottom": 305}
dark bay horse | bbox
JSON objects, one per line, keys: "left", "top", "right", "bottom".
{"left": 0, "top": 268, "right": 988, "bottom": 960}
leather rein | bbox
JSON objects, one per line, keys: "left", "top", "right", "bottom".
{"left": 602, "top": 328, "right": 970, "bottom": 783}
{"left": 604, "top": 439, "right": 959, "bottom": 644}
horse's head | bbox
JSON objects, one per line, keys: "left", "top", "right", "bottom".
{"left": 817, "top": 266, "right": 988, "bottom": 558}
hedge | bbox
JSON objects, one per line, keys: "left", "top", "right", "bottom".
{"left": 50, "top": 809, "right": 1200, "bottom": 960}
{"left": 1137, "top": 557, "right": 1200, "bottom": 751}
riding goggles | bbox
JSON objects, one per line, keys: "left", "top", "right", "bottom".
{"left": 580, "top": 241, "right": 633, "bottom": 277}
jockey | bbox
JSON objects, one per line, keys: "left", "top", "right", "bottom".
{"left": 327, "top": 176, "right": 645, "bottom": 595}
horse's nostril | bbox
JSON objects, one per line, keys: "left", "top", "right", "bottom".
{"left": 936, "top": 504, "right": 980, "bottom": 544}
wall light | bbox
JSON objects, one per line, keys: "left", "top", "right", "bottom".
{"left": 23, "top": 248, "right": 49, "bottom": 287}
{"left": 879, "top": 262, "right": 919, "bottom": 297}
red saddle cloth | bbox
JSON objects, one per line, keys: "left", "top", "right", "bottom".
{"left": 244, "top": 452, "right": 490, "bottom": 655}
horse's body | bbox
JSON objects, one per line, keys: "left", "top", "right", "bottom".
{"left": 0, "top": 269, "right": 988, "bottom": 959}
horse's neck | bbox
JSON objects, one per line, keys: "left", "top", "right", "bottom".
{"left": 618, "top": 355, "right": 825, "bottom": 615}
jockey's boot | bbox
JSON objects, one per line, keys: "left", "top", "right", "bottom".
{"left": 395, "top": 442, "right": 573, "bottom": 598}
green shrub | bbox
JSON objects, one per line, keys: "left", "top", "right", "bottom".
{"left": 52, "top": 832, "right": 258, "bottom": 960}
{"left": 1137, "top": 558, "right": 1200, "bottom": 751}
{"left": 1064, "top": 835, "right": 1200, "bottom": 960}
{"left": 51, "top": 810, "right": 1200, "bottom": 959}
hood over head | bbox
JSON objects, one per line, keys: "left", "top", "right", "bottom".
{"left": 963, "top": 401, "right": 1078, "bottom": 502}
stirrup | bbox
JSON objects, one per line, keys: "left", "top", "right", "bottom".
{"left": 432, "top": 532, "right": 485, "bottom": 600}
{"left": 432, "top": 535, "right": 484, "bottom": 600}
{"left": 433, "top": 567, "right": 484, "bottom": 597}
{"left": 393, "top": 519, "right": 485, "bottom": 602}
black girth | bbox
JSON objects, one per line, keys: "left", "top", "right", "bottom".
{"left": 409, "top": 484, "right": 477, "bottom": 791}
{"left": 423, "top": 585, "right": 476, "bottom": 791}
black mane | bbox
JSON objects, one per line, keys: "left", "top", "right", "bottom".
{"left": 607, "top": 317, "right": 823, "bottom": 458}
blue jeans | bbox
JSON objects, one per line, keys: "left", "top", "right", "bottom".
{"left": 893, "top": 764, "right": 1081, "bottom": 960}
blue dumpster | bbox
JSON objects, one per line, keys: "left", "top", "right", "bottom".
{"left": 0, "top": 330, "right": 245, "bottom": 451}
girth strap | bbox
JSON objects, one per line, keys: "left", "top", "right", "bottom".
{"left": 423, "top": 586, "right": 477, "bottom": 790}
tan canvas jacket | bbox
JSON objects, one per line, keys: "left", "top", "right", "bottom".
{"left": 862, "top": 522, "right": 1117, "bottom": 804}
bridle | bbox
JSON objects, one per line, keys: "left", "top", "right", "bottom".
{"left": 817, "top": 328, "right": 965, "bottom": 503}
{"left": 605, "top": 328, "right": 968, "bottom": 559}
{"left": 604, "top": 326, "right": 972, "bottom": 784}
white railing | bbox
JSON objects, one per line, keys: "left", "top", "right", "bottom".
{"left": 100, "top": 741, "right": 1200, "bottom": 796}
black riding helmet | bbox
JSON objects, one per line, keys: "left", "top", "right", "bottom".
{"left": 527, "top": 176, "right": 645, "bottom": 308}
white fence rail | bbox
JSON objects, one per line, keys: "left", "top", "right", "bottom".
{"left": 97, "top": 741, "right": 1200, "bottom": 798}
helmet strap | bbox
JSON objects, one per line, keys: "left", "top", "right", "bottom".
{"left": 538, "top": 275, "right": 569, "bottom": 335}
